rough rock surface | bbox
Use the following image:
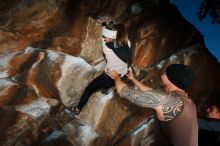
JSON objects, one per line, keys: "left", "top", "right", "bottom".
{"left": 0, "top": 0, "right": 220, "bottom": 146}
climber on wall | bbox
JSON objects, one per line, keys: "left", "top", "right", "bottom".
{"left": 70, "top": 19, "right": 132, "bottom": 115}
{"left": 107, "top": 64, "right": 198, "bottom": 146}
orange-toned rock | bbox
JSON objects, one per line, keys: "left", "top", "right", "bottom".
{"left": 0, "top": 0, "right": 220, "bottom": 145}
{"left": 0, "top": 79, "right": 19, "bottom": 106}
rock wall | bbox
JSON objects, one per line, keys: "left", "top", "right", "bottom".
{"left": 0, "top": 0, "right": 220, "bottom": 146}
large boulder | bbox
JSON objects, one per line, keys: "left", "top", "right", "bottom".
{"left": 0, "top": 0, "right": 219, "bottom": 145}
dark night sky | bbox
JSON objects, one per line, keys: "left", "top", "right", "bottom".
{"left": 170, "top": 0, "right": 220, "bottom": 63}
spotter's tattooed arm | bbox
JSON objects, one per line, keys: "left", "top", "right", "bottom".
{"left": 110, "top": 71, "right": 183, "bottom": 122}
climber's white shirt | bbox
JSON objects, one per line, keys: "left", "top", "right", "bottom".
{"left": 102, "top": 38, "right": 131, "bottom": 76}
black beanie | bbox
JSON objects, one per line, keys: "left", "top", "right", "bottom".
{"left": 166, "top": 64, "right": 194, "bottom": 90}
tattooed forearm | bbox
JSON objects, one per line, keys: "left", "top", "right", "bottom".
{"left": 162, "top": 93, "right": 183, "bottom": 121}
{"left": 119, "top": 86, "right": 167, "bottom": 108}
{"left": 119, "top": 86, "right": 184, "bottom": 122}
